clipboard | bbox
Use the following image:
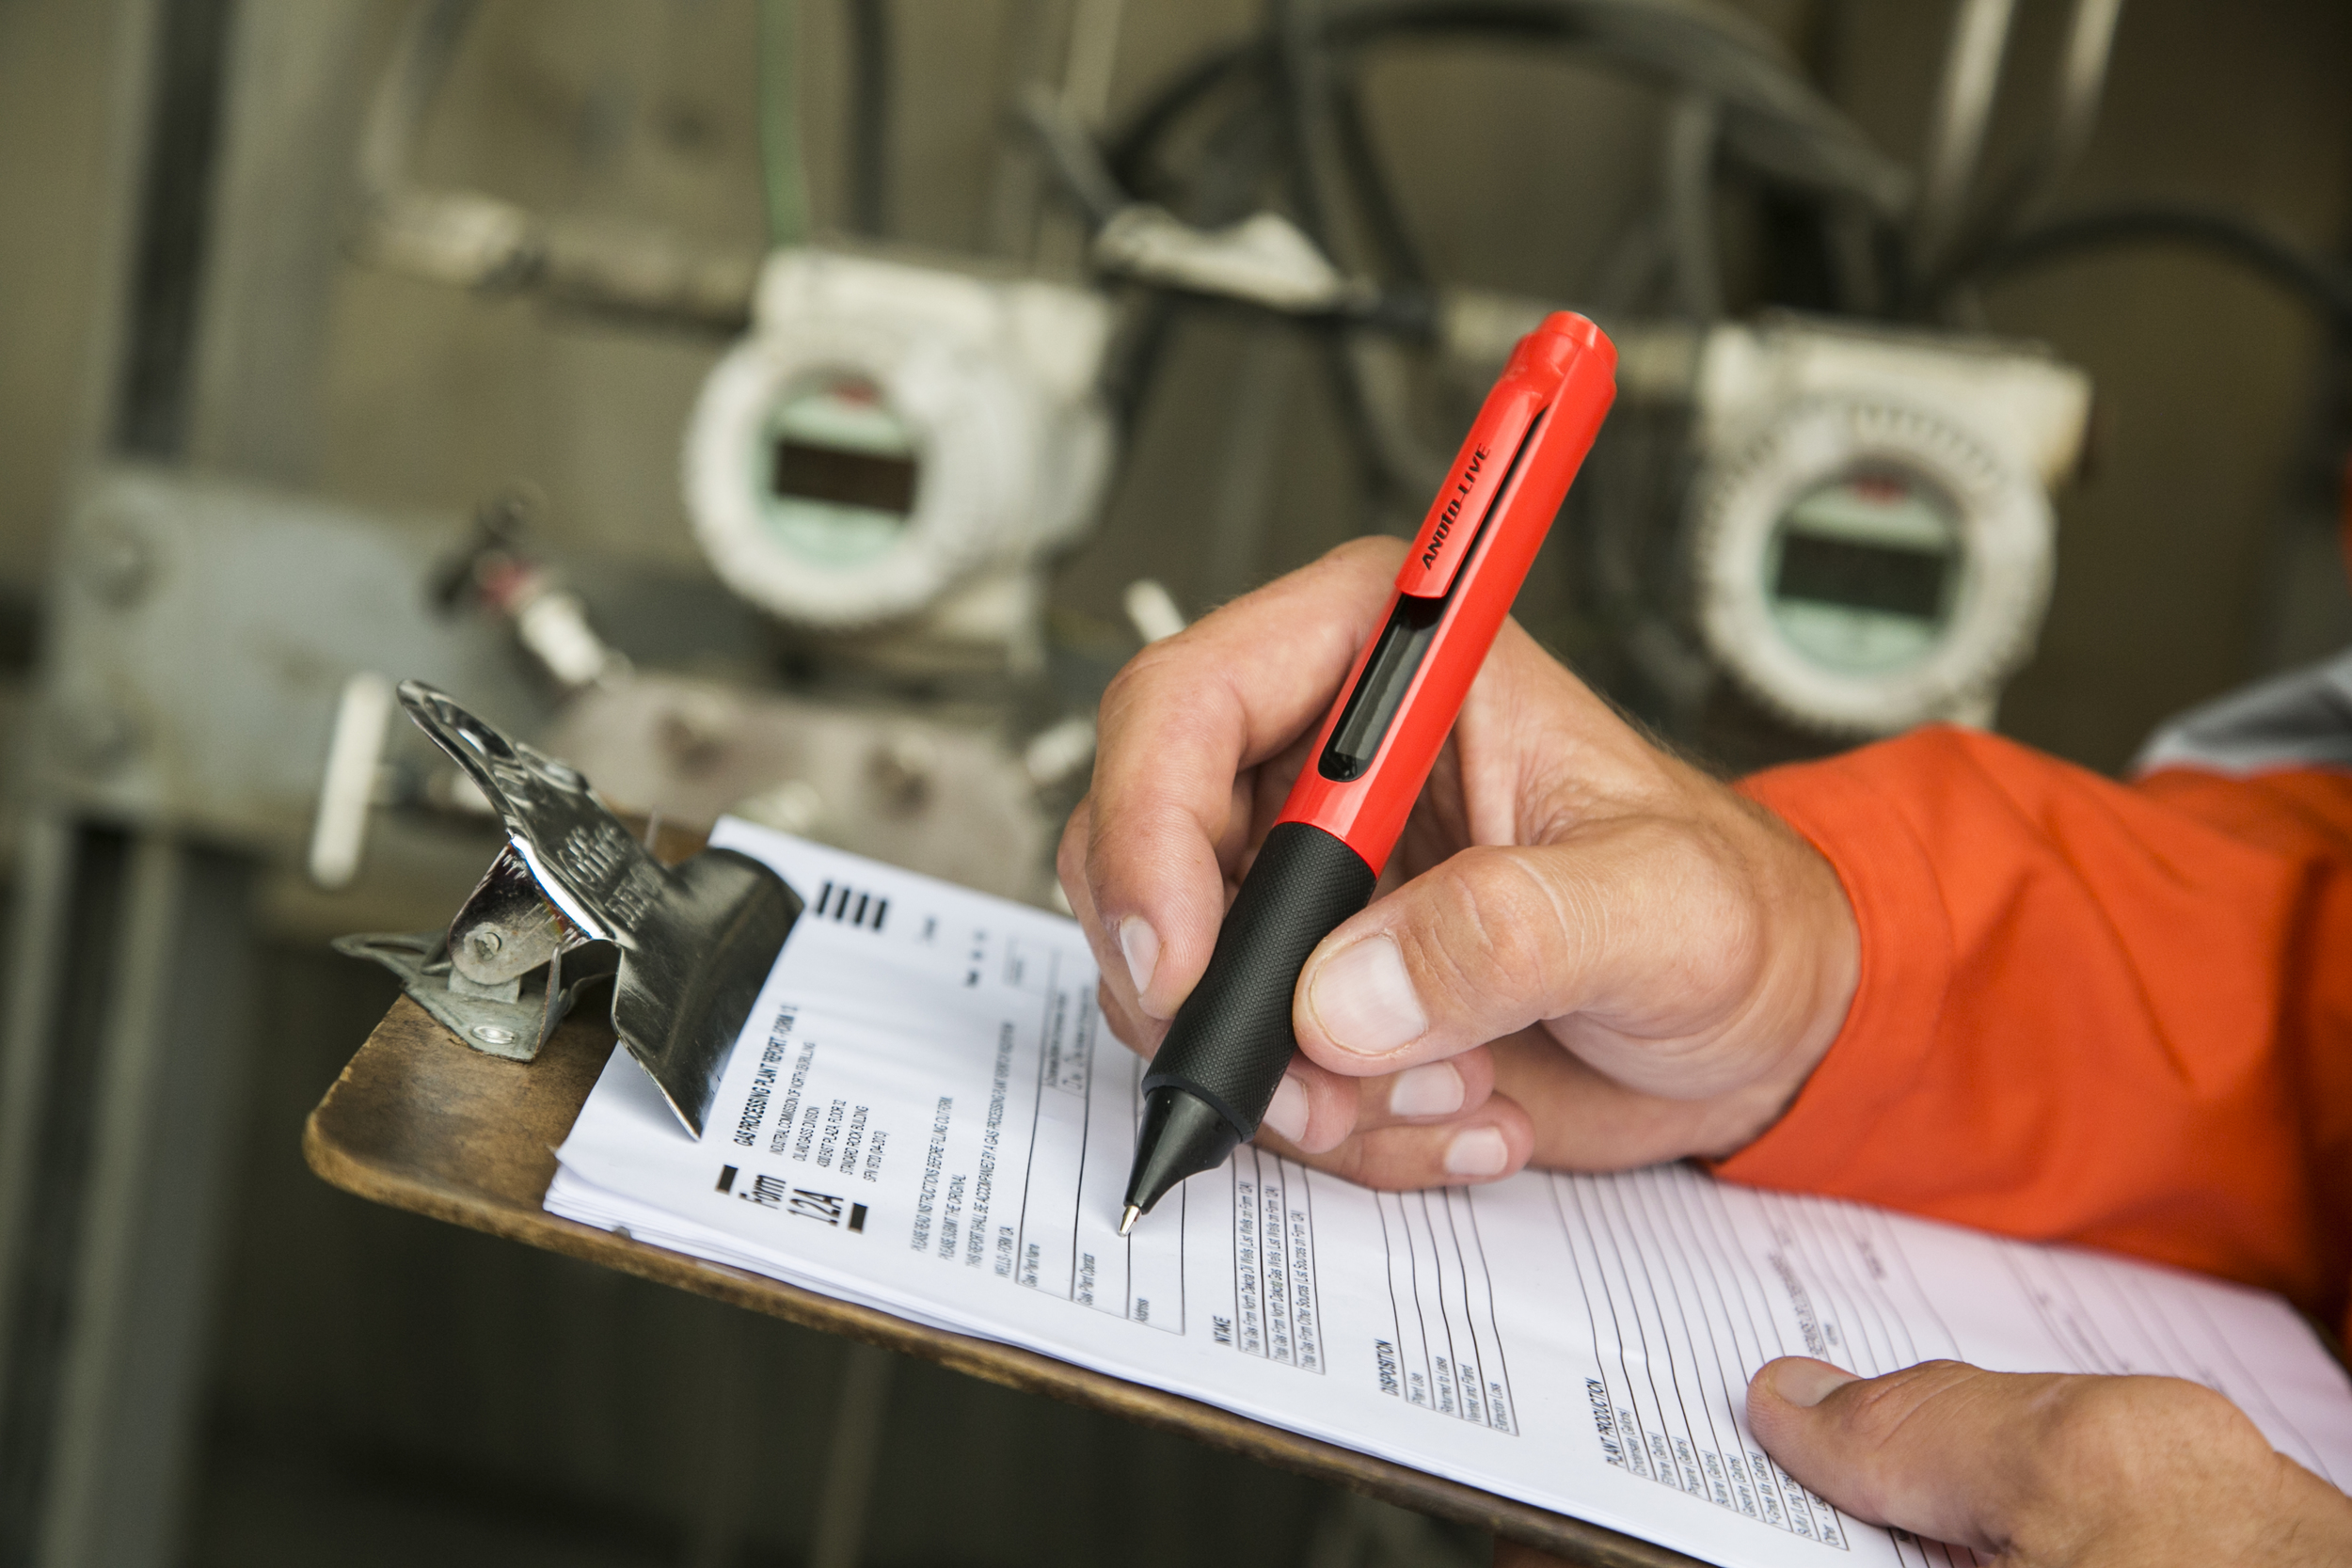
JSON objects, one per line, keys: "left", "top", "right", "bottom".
{"left": 307, "top": 991, "right": 1703, "bottom": 1568}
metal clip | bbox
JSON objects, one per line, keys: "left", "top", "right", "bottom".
{"left": 336, "top": 682, "right": 800, "bottom": 1137}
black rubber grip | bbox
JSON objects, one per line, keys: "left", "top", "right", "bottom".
{"left": 1142, "top": 821, "right": 1377, "bottom": 1138}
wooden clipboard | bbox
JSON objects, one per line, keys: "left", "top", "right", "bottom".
{"left": 307, "top": 994, "right": 1705, "bottom": 1566}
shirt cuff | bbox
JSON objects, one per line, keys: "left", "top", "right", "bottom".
{"left": 1715, "top": 748, "right": 1957, "bottom": 1194}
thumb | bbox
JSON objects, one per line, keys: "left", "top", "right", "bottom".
{"left": 1751, "top": 1356, "right": 2317, "bottom": 1561}
{"left": 1747, "top": 1357, "right": 2129, "bottom": 1556}
{"left": 1291, "top": 826, "right": 1768, "bottom": 1096}
{"left": 1750, "top": 1358, "right": 2042, "bottom": 1552}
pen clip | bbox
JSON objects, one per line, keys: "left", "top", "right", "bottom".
{"left": 1394, "top": 312, "right": 1613, "bottom": 601}
{"left": 1392, "top": 387, "right": 1547, "bottom": 601}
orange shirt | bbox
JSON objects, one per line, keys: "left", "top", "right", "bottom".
{"left": 1720, "top": 727, "right": 2352, "bottom": 1336}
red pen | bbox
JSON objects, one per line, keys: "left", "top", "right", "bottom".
{"left": 1120, "top": 312, "right": 1618, "bottom": 1231}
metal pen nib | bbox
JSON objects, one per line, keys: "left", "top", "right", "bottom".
{"left": 1119, "top": 1205, "right": 1141, "bottom": 1237}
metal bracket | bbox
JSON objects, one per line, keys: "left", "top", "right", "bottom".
{"left": 338, "top": 683, "right": 801, "bottom": 1136}
{"left": 330, "top": 923, "right": 622, "bottom": 1061}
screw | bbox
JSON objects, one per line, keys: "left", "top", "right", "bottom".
{"left": 735, "top": 778, "right": 825, "bottom": 837}
{"left": 470, "top": 1023, "right": 518, "bottom": 1047}
{"left": 464, "top": 927, "right": 504, "bottom": 962}
{"left": 867, "top": 731, "right": 936, "bottom": 816}
{"left": 82, "top": 518, "right": 156, "bottom": 607}
{"left": 59, "top": 705, "right": 139, "bottom": 773}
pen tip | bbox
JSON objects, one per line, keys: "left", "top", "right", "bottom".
{"left": 1119, "top": 1205, "right": 1141, "bottom": 1237}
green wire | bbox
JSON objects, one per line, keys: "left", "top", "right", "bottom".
{"left": 757, "top": 0, "right": 812, "bottom": 249}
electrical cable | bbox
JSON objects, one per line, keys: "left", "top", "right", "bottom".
{"left": 1072, "top": 2, "right": 1931, "bottom": 568}
{"left": 1096, "top": 75, "right": 1296, "bottom": 438}
{"left": 1271, "top": 0, "right": 1343, "bottom": 250}
{"left": 1081, "top": 0, "right": 1917, "bottom": 519}
{"left": 757, "top": 0, "right": 813, "bottom": 249}
{"left": 1325, "top": 64, "right": 1429, "bottom": 288}
{"left": 1272, "top": 0, "right": 1454, "bottom": 510}
{"left": 1105, "top": 2, "right": 1911, "bottom": 226}
{"left": 1017, "top": 87, "right": 1131, "bottom": 228}
{"left": 1954, "top": 202, "right": 2352, "bottom": 334}
{"left": 845, "top": 0, "right": 893, "bottom": 236}
{"left": 1661, "top": 90, "right": 1724, "bottom": 319}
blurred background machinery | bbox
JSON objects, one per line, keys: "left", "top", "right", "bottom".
{"left": 0, "top": 1, "right": 2347, "bottom": 1566}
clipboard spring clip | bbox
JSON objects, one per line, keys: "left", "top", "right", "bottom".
{"left": 336, "top": 682, "right": 801, "bottom": 1138}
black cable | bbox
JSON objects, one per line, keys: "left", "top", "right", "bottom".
{"left": 845, "top": 0, "right": 891, "bottom": 236}
{"left": 1098, "top": 77, "right": 1298, "bottom": 438}
{"left": 1107, "top": 40, "right": 1265, "bottom": 197}
{"left": 1271, "top": 0, "right": 1335, "bottom": 250}
{"left": 1953, "top": 202, "right": 2352, "bottom": 333}
{"left": 1105, "top": 2, "right": 1908, "bottom": 226}
{"left": 1661, "top": 91, "right": 1724, "bottom": 319}
{"left": 1190, "top": 84, "right": 1290, "bottom": 227}
{"left": 1326, "top": 61, "right": 1429, "bottom": 288}
{"left": 1085, "top": 0, "right": 1921, "bottom": 519}
{"left": 1272, "top": 0, "right": 1453, "bottom": 508}
{"left": 1017, "top": 88, "right": 1129, "bottom": 228}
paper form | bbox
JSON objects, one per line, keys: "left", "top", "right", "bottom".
{"left": 548, "top": 822, "right": 2352, "bottom": 1568}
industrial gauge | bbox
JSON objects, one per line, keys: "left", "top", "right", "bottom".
{"left": 1682, "top": 320, "right": 2091, "bottom": 735}
{"left": 686, "top": 246, "right": 1115, "bottom": 649}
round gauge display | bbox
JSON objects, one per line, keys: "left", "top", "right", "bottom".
{"left": 1691, "top": 396, "right": 2054, "bottom": 734}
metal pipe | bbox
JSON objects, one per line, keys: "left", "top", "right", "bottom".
{"left": 1925, "top": 0, "right": 2127, "bottom": 291}
{"left": 2037, "top": 0, "right": 2125, "bottom": 211}
{"left": 1913, "top": 0, "right": 2017, "bottom": 277}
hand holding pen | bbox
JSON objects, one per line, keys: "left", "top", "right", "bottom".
{"left": 1057, "top": 319, "right": 1860, "bottom": 1217}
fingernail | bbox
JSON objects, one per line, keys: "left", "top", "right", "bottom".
{"left": 1443, "top": 1125, "right": 1509, "bottom": 1177}
{"left": 1263, "top": 1071, "right": 1310, "bottom": 1144}
{"left": 1770, "top": 1360, "right": 1857, "bottom": 1409}
{"left": 1389, "top": 1062, "right": 1465, "bottom": 1118}
{"left": 1307, "top": 934, "right": 1428, "bottom": 1057}
{"left": 1118, "top": 916, "right": 1161, "bottom": 1006}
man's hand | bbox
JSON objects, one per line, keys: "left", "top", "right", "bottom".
{"left": 1057, "top": 537, "right": 1860, "bottom": 1188}
{"left": 1493, "top": 1357, "right": 2352, "bottom": 1567}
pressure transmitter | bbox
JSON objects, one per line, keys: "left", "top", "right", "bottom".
{"left": 684, "top": 246, "right": 1116, "bottom": 664}
{"left": 1683, "top": 319, "right": 2090, "bottom": 734}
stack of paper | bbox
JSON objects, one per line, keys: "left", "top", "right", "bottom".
{"left": 549, "top": 820, "right": 2352, "bottom": 1568}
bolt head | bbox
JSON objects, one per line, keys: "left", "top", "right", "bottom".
{"left": 79, "top": 516, "right": 157, "bottom": 607}
{"left": 470, "top": 1023, "right": 518, "bottom": 1047}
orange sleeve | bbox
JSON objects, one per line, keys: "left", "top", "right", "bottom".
{"left": 1716, "top": 727, "right": 2352, "bottom": 1324}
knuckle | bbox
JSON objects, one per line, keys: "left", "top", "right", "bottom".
{"left": 2040, "top": 1376, "right": 2249, "bottom": 1492}
{"left": 1094, "top": 661, "right": 1147, "bottom": 728}
{"left": 1410, "top": 848, "right": 1577, "bottom": 1022}
{"left": 1823, "top": 1362, "right": 1985, "bottom": 1514}
{"left": 1092, "top": 672, "right": 1165, "bottom": 758}
{"left": 1610, "top": 816, "right": 1768, "bottom": 1006}
{"left": 1836, "top": 1360, "right": 1971, "bottom": 1442}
